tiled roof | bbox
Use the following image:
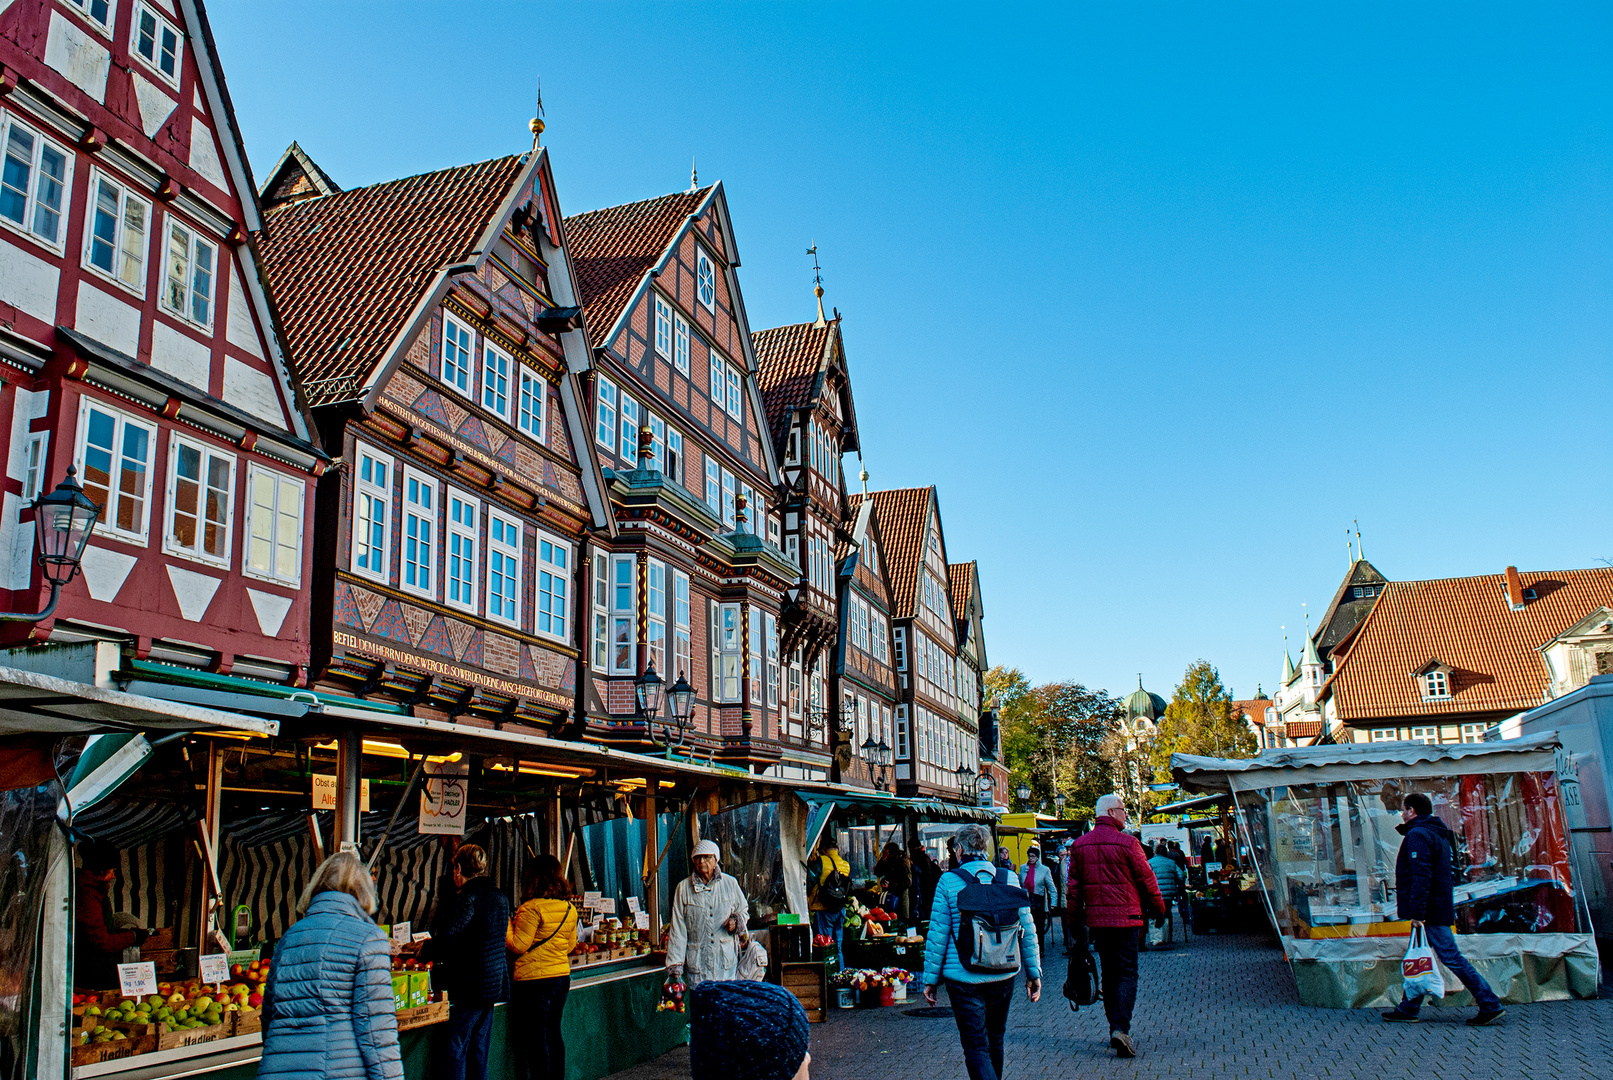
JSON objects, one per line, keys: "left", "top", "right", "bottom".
{"left": 754, "top": 320, "right": 831, "bottom": 461}
{"left": 860, "top": 488, "right": 933, "bottom": 619}
{"left": 256, "top": 155, "right": 523, "bottom": 406}
{"left": 563, "top": 188, "right": 709, "bottom": 343}
{"left": 948, "top": 561, "right": 976, "bottom": 625}
{"left": 1285, "top": 720, "right": 1323, "bottom": 739}
{"left": 1233, "top": 698, "right": 1273, "bottom": 724}
{"left": 1317, "top": 559, "right": 1389, "bottom": 657}
{"left": 1324, "top": 566, "right": 1613, "bottom": 721}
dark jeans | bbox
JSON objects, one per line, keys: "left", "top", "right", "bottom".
{"left": 946, "top": 978, "right": 1015, "bottom": 1080}
{"left": 814, "top": 909, "right": 845, "bottom": 954}
{"left": 511, "top": 976, "right": 570, "bottom": 1080}
{"left": 1030, "top": 899, "right": 1049, "bottom": 947}
{"left": 1090, "top": 927, "right": 1141, "bottom": 1035}
{"left": 445, "top": 1004, "right": 495, "bottom": 1080}
{"left": 1393, "top": 924, "right": 1502, "bottom": 1016}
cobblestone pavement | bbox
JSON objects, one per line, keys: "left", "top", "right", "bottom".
{"left": 607, "top": 930, "right": 1612, "bottom": 1080}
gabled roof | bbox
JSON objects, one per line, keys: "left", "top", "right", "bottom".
{"left": 255, "top": 155, "right": 525, "bottom": 406}
{"left": 260, "top": 141, "right": 342, "bottom": 210}
{"left": 949, "top": 562, "right": 977, "bottom": 625}
{"left": 563, "top": 188, "right": 709, "bottom": 341}
{"left": 1323, "top": 566, "right": 1613, "bottom": 721}
{"left": 1316, "top": 559, "right": 1388, "bottom": 656}
{"left": 754, "top": 320, "right": 833, "bottom": 460}
{"left": 854, "top": 487, "right": 936, "bottom": 620}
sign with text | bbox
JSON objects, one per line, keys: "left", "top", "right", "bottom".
{"left": 198, "top": 954, "right": 229, "bottom": 985}
{"left": 582, "top": 891, "right": 602, "bottom": 911}
{"left": 595, "top": 898, "right": 616, "bottom": 915}
{"left": 419, "top": 761, "right": 469, "bottom": 835}
{"left": 392, "top": 921, "right": 411, "bottom": 945}
{"left": 312, "top": 774, "right": 370, "bottom": 812}
{"left": 634, "top": 912, "right": 650, "bottom": 931}
{"left": 117, "top": 962, "right": 157, "bottom": 999}
{"left": 625, "top": 897, "right": 641, "bottom": 914}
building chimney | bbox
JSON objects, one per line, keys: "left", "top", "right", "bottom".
{"left": 1505, "top": 566, "right": 1526, "bottom": 611}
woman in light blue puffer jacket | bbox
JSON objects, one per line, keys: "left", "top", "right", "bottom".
{"left": 259, "top": 852, "right": 403, "bottom": 1080}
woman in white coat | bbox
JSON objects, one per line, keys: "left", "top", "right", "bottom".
{"left": 666, "top": 840, "right": 750, "bottom": 985}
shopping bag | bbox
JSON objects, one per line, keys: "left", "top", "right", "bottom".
{"left": 1401, "top": 926, "right": 1445, "bottom": 1000}
{"left": 1146, "top": 919, "right": 1166, "bottom": 948}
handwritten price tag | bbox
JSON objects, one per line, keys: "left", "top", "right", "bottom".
{"left": 634, "top": 912, "right": 650, "bottom": 931}
{"left": 117, "top": 962, "right": 157, "bottom": 999}
{"left": 198, "top": 954, "right": 229, "bottom": 985}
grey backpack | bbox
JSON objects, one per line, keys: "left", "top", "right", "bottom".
{"left": 951, "top": 867, "right": 1029, "bottom": 975}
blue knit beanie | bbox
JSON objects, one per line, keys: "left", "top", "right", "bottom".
{"left": 689, "top": 980, "right": 810, "bottom": 1080}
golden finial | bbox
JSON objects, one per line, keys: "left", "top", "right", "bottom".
{"left": 808, "top": 242, "right": 827, "bottom": 328}
{"left": 530, "top": 76, "right": 545, "bottom": 149}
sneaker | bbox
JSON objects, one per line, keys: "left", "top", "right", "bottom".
{"left": 1110, "top": 1031, "right": 1136, "bottom": 1057}
{"left": 1380, "top": 1010, "right": 1419, "bottom": 1023}
{"left": 1466, "top": 1009, "right": 1506, "bottom": 1027}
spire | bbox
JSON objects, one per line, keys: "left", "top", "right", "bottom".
{"left": 1302, "top": 632, "right": 1323, "bottom": 669}
{"left": 1354, "top": 519, "right": 1365, "bottom": 562}
{"left": 1281, "top": 628, "right": 1296, "bottom": 684}
{"left": 1346, "top": 527, "right": 1355, "bottom": 566}
{"left": 808, "top": 242, "right": 827, "bottom": 328}
{"left": 690, "top": 156, "right": 698, "bottom": 192}
{"left": 529, "top": 76, "right": 545, "bottom": 149}
{"left": 858, "top": 457, "right": 868, "bottom": 496}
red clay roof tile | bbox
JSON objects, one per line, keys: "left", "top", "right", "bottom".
{"left": 948, "top": 561, "right": 976, "bottom": 625}
{"left": 854, "top": 488, "right": 933, "bottom": 620}
{"left": 753, "top": 320, "right": 832, "bottom": 462}
{"left": 563, "top": 188, "right": 709, "bottom": 343}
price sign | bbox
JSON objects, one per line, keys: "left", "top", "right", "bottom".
{"left": 582, "top": 891, "right": 602, "bottom": 910}
{"left": 117, "top": 962, "right": 157, "bottom": 999}
{"left": 625, "top": 897, "right": 641, "bottom": 914}
{"left": 392, "top": 921, "right": 412, "bottom": 945}
{"left": 198, "top": 953, "right": 229, "bottom": 985}
{"left": 634, "top": 912, "right": 650, "bottom": 931}
{"left": 419, "top": 761, "right": 469, "bottom": 835}
{"left": 596, "top": 898, "right": 617, "bottom": 915}
{"left": 412, "top": 932, "right": 432, "bottom": 944}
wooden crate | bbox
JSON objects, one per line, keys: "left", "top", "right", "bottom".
{"left": 231, "top": 1009, "right": 263, "bottom": 1037}
{"left": 777, "top": 962, "right": 827, "bottom": 1024}
{"left": 396, "top": 999, "right": 450, "bottom": 1032}
{"left": 156, "top": 1019, "right": 231, "bottom": 1052}
{"left": 72, "top": 1031, "right": 157, "bottom": 1068}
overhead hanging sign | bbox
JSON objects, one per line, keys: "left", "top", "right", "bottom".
{"left": 312, "top": 774, "right": 370, "bottom": 812}
{"left": 419, "top": 761, "right": 469, "bottom": 835}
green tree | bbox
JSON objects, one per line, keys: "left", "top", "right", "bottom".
{"left": 987, "top": 666, "right": 1120, "bottom": 818}
{"left": 1150, "top": 660, "right": 1259, "bottom": 783}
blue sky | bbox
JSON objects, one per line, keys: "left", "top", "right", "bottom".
{"left": 212, "top": 2, "right": 1612, "bottom": 704}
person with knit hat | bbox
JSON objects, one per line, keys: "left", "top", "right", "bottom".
{"left": 689, "top": 980, "right": 811, "bottom": 1080}
{"left": 667, "top": 839, "right": 750, "bottom": 985}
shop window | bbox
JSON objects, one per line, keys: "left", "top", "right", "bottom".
{"left": 164, "top": 433, "right": 233, "bottom": 566}
{"left": 1, "top": 115, "right": 70, "bottom": 249}
{"left": 445, "top": 489, "right": 478, "bottom": 612}
{"left": 77, "top": 400, "right": 155, "bottom": 544}
{"left": 244, "top": 465, "right": 304, "bottom": 587}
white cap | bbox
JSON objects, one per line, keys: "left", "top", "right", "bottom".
{"left": 692, "top": 839, "right": 720, "bottom": 859}
{"left": 1095, "top": 794, "right": 1125, "bottom": 819}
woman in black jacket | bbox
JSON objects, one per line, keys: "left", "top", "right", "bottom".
{"left": 438, "top": 845, "right": 511, "bottom": 1080}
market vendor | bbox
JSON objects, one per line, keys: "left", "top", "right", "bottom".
{"left": 667, "top": 839, "right": 749, "bottom": 986}
{"left": 74, "top": 843, "right": 146, "bottom": 989}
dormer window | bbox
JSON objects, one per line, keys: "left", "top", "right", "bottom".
{"left": 1422, "top": 669, "right": 1451, "bottom": 700}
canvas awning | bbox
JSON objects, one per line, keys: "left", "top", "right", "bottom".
{"left": 1171, "top": 731, "right": 1562, "bottom": 793}
{"left": 0, "top": 664, "right": 280, "bottom": 738}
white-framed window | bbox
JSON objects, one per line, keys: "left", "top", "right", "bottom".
{"left": 441, "top": 314, "right": 474, "bottom": 399}
{"left": 894, "top": 626, "right": 907, "bottom": 672}
{"left": 591, "top": 551, "right": 609, "bottom": 671}
{"left": 709, "top": 351, "right": 724, "bottom": 406}
{"left": 482, "top": 342, "right": 512, "bottom": 420}
{"left": 620, "top": 393, "right": 639, "bottom": 463}
{"left": 654, "top": 295, "right": 673, "bottom": 358}
{"left": 648, "top": 414, "right": 665, "bottom": 474}
{"left": 749, "top": 608, "right": 762, "bottom": 705}
{"left": 1369, "top": 728, "right": 1398, "bottom": 742}
{"left": 162, "top": 220, "right": 216, "bottom": 328}
{"left": 673, "top": 314, "right": 690, "bottom": 375}
{"left": 611, "top": 554, "right": 636, "bottom": 674}
{"left": 667, "top": 427, "right": 684, "bottom": 486}
{"left": 1421, "top": 670, "right": 1451, "bottom": 700}
{"left": 536, "top": 532, "right": 569, "bottom": 642}
{"left": 725, "top": 365, "right": 741, "bottom": 420}
{"left": 518, "top": 366, "right": 546, "bottom": 442}
{"left": 68, "top": 0, "right": 114, "bottom": 33}
{"left": 895, "top": 704, "right": 909, "bottom": 759}
{"left": 704, "top": 459, "right": 720, "bottom": 517}
{"left": 673, "top": 571, "right": 691, "bottom": 682}
{"left": 1, "top": 115, "right": 70, "bottom": 249}
{"left": 872, "top": 610, "right": 888, "bottom": 663}
{"left": 163, "top": 433, "right": 233, "bottom": 566}
{"left": 244, "top": 464, "right": 304, "bottom": 587}
{"left": 696, "top": 249, "right": 715, "bottom": 310}
{"left": 83, "top": 171, "right": 148, "bottom": 293}
{"left": 131, "top": 2, "right": 181, "bottom": 87}
{"left": 721, "top": 469, "right": 736, "bottom": 529}
{"left": 1460, "top": 723, "right": 1487, "bottom": 744}
{"left": 401, "top": 467, "right": 436, "bottom": 599}
{"left": 445, "top": 489, "right": 478, "bottom": 612}
{"left": 77, "top": 400, "right": 155, "bottom": 543}
{"left": 21, "top": 431, "right": 48, "bottom": 502}
{"left": 486, "top": 511, "right": 521, "bottom": 626}
{"left": 766, "top": 613, "right": 779, "bottom": 709}
{"left": 595, "top": 374, "right": 617, "bottom": 451}
{"left": 351, "top": 443, "right": 392, "bottom": 581}
{"left": 646, "top": 558, "right": 666, "bottom": 674}
{"left": 719, "top": 602, "right": 741, "bottom": 702}
{"left": 788, "top": 660, "right": 802, "bottom": 718}
{"left": 709, "top": 599, "right": 721, "bottom": 701}
{"left": 1409, "top": 726, "right": 1440, "bottom": 745}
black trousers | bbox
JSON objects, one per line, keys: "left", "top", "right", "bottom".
{"left": 1089, "top": 927, "right": 1141, "bottom": 1035}
{"left": 510, "top": 976, "right": 571, "bottom": 1080}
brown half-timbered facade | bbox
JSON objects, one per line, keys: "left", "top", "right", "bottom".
{"left": 950, "top": 561, "right": 998, "bottom": 804}
{"left": 832, "top": 494, "right": 898, "bottom": 789}
{"left": 865, "top": 486, "right": 974, "bottom": 799}
{"left": 566, "top": 185, "right": 800, "bottom": 773}
{"left": 0, "top": 0, "right": 325, "bottom": 679}
{"left": 257, "top": 145, "right": 613, "bottom": 729}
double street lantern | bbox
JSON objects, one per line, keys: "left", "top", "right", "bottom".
{"left": 1015, "top": 779, "right": 1031, "bottom": 810}
{"left": 1054, "top": 792, "right": 1068, "bottom": 817}
{"left": 861, "top": 735, "right": 892, "bottom": 791}
{"left": 645, "top": 668, "right": 697, "bottom": 758}
{"left": 1, "top": 466, "right": 100, "bottom": 623}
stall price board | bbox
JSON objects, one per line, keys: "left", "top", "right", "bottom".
{"left": 117, "top": 962, "right": 157, "bottom": 999}
{"left": 199, "top": 953, "right": 230, "bottom": 985}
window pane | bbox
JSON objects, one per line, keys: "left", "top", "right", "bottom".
{"left": 89, "top": 181, "right": 119, "bottom": 273}
{"left": 203, "top": 455, "right": 230, "bottom": 557}
{"left": 33, "top": 143, "right": 65, "bottom": 242}
{"left": 1, "top": 127, "right": 32, "bottom": 225}
{"left": 190, "top": 240, "right": 213, "bottom": 324}
{"left": 170, "top": 442, "right": 201, "bottom": 549}
{"left": 165, "top": 224, "right": 190, "bottom": 313}
{"left": 119, "top": 197, "right": 146, "bottom": 287}
{"left": 117, "top": 423, "right": 149, "bottom": 533}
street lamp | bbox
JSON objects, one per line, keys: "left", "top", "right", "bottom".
{"left": 861, "top": 735, "right": 892, "bottom": 791}
{"left": 1054, "top": 792, "right": 1067, "bottom": 818}
{"left": 0, "top": 467, "right": 100, "bottom": 623}
{"left": 1015, "top": 780, "right": 1030, "bottom": 810}
{"left": 647, "top": 670, "right": 697, "bottom": 757}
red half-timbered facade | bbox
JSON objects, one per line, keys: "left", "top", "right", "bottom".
{"left": 755, "top": 312, "right": 861, "bottom": 781}
{"left": 565, "top": 185, "right": 802, "bottom": 774}
{"left": 0, "top": 0, "right": 324, "bottom": 679}
{"left": 256, "top": 145, "right": 613, "bottom": 729}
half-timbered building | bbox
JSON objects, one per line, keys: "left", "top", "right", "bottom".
{"left": 0, "top": 0, "right": 324, "bottom": 679}
{"left": 754, "top": 303, "right": 860, "bottom": 781}
{"left": 256, "top": 143, "right": 612, "bottom": 729}
{"left": 831, "top": 493, "right": 898, "bottom": 789}
{"left": 950, "top": 561, "right": 996, "bottom": 804}
{"left": 861, "top": 487, "right": 974, "bottom": 799}
{"left": 565, "top": 185, "right": 800, "bottom": 774}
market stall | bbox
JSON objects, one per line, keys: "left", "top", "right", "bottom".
{"left": 1152, "top": 793, "right": 1262, "bottom": 933}
{"left": 1172, "top": 733, "right": 1599, "bottom": 1008}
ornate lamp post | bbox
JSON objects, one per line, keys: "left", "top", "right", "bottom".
{"left": 861, "top": 735, "right": 892, "bottom": 791}
{"left": 1054, "top": 791, "right": 1068, "bottom": 818}
{"left": 1015, "top": 779, "right": 1031, "bottom": 811}
{"left": 636, "top": 663, "right": 675, "bottom": 756}
{"left": 0, "top": 467, "right": 100, "bottom": 623}
{"left": 648, "top": 672, "right": 696, "bottom": 758}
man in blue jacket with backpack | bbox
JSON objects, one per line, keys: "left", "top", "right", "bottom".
{"left": 922, "top": 824, "right": 1041, "bottom": 1080}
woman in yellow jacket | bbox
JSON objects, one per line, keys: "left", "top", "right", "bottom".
{"left": 506, "top": 855, "right": 578, "bottom": 1080}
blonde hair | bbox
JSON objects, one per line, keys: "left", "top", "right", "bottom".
{"left": 299, "top": 852, "right": 379, "bottom": 916}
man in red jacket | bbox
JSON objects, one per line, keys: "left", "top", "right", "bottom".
{"left": 1067, "top": 794, "right": 1166, "bottom": 1058}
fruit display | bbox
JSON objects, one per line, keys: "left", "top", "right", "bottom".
{"left": 812, "top": 933, "right": 834, "bottom": 948}
{"left": 656, "top": 975, "right": 686, "bottom": 1013}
